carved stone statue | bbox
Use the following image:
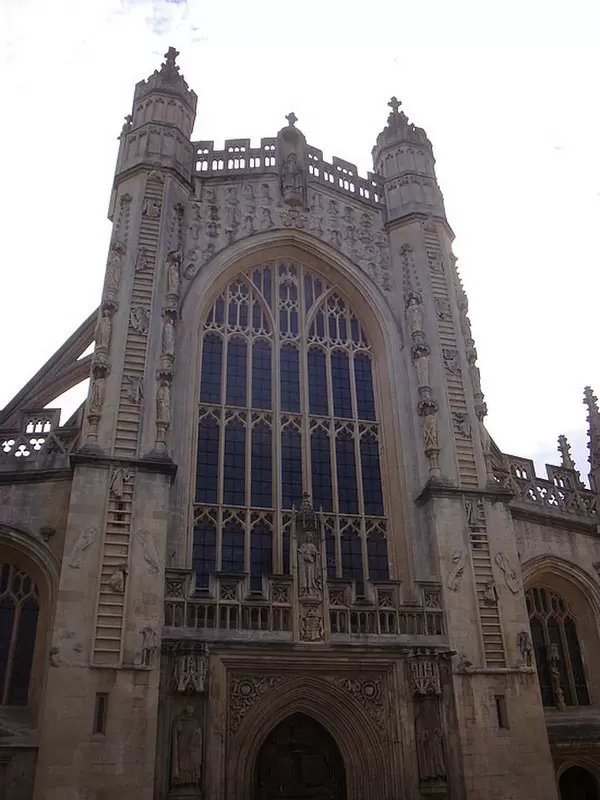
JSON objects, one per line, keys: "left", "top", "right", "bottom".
{"left": 141, "top": 625, "right": 158, "bottom": 667}
{"left": 171, "top": 705, "right": 203, "bottom": 787}
{"left": 415, "top": 699, "right": 447, "bottom": 782}
{"left": 495, "top": 551, "right": 519, "bottom": 594}
{"left": 108, "top": 564, "right": 127, "bottom": 593}
{"left": 297, "top": 535, "right": 320, "bottom": 598}
{"left": 174, "top": 652, "right": 209, "bottom": 695}
{"left": 301, "top": 607, "right": 324, "bottom": 642}
{"left": 89, "top": 376, "right": 106, "bottom": 415}
{"left": 68, "top": 527, "right": 98, "bottom": 569}
{"left": 406, "top": 292, "right": 424, "bottom": 335}
{"left": 517, "top": 630, "right": 534, "bottom": 668}
{"left": 110, "top": 468, "right": 131, "bottom": 500}
{"left": 105, "top": 241, "right": 125, "bottom": 297}
{"left": 143, "top": 198, "right": 161, "bottom": 219}
{"left": 281, "top": 153, "right": 305, "bottom": 207}
{"left": 162, "top": 316, "right": 176, "bottom": 360}
{"left": 422, "top": 412, "right": 439, "bottom": 452}
{"left": 166, "top": 246, "right": 184, "bottom": 299}
{"left": 95, "top": 308, "right": 112, "bottom": 351}
{"left": 414, "top": 354, "right": 429, "bottom": 388}
{"left": 157, "top": 380, "right": 171, "bottom": 425}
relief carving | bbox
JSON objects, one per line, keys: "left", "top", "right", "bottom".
{"left": 452, "top": 411, "right": 471, "bottom": 438}
{"left": 130, "top": 306, "right": 149, "bottom": 334}
{"left": 110, "top": 468, "right": 132, "bottom": 499}
{"left": 414, "top": 697, "right": 447, "bottom": 782}
{"left": 107, "top": 563, "right": 127, "bottom": 593}
{"left": 331, "top": 676, "right": 384, "bottom": 728}
{"left": 140, "top": 625, "right": 159, "bottom": 667}
{"left": 410, "top": 657, "right": 442, "bottom": 696}
{"left": 174, "top": 648, "right": 209, "bottom": 694}
{"left": 124, "top": 374, "right": 144, "bottom": 405}
{"left": 67, "top": 527, "right": 98, "bottom": 569}
{"left": 494, "top": 551, "right": 519, "bottom": 594}
{"left": 517, "top": 630, "right": 534, "bottom": 668}
{"left": 137, "top": 528, "right": 160, "bottom": 574}
{"left": 229, "top": 675, "right": 284, "bottom": 733}
{"left": 446, "top": 550, "right": 467, "bottom": 592}
{"left": 300, "top": 607, "right": 324, "bottom": 642}
{"left": 171, "top": 705, "right": 203, "bottom": 789}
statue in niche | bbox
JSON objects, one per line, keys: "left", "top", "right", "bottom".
{"left": 171, "top": 705, "right": 203, "bottom": 787}
{"left": 166, "top": 246, "right": 184, "bottom": 299}
{"left": 95, "top": 308, "right": 112, "bottom": 351}
{"left": 258, "top": 207, "right": 273, "bottom": 231}
{"left": 281, "top": 152, "right": 305, "bottom": 206}
{"left": 89, "top": 375, "right": 106, "bottom": 415}
{"left": 142, "top": 198, "right": 161, "bottom": 218}
{"left": 297, "top": 531, "right": 321, "bottom": 598}
{"left": 415, "top": 698, "right": 446, "bottom": 781}
{"left": 405, "top": 291, "right": 424, "bottom": 335}
{"left": 414, "top": 354, "right": 429, "bottom": 388}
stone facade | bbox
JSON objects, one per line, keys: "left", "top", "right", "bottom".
{"left": 0, "top": 49, "right": 598, "bottom": 800}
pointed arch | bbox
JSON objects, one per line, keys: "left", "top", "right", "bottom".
{"left": 226, "top": 674, "right": 390, "bottom": 800}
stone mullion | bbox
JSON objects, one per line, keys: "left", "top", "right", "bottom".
{"left": 273, "top": 268, "right": 283, "bottom": 573}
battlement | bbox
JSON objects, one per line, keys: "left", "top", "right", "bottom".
{"left": 192, "top": 137, "right": 385, "bottom": 208}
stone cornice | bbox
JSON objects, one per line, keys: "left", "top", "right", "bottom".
{"left": 0, "top": 468, "right": 73, "bottom": 486}
{"left": 415, "top": 479, "right": 512, "bottom": 507}
{"left": 384, "top": 211, "right": 455, "bottom": 242}
{"left": 70, "top": 451, "right": 177, "bottom": 478}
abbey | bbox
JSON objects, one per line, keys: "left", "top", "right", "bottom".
{"left": 1, "top": 48, "right": 599, "bottom": 800}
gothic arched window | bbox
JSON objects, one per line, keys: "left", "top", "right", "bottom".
{"left": 526, "top": 586, "right": 589, "bottom": 707}
{"left": 193, "top": 262, "right": 389, "bottom": 595}
{"left": 0, "top": 562, "right": 40, "bottom": 705}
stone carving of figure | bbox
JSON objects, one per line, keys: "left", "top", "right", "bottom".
{"left": 110, "top": 468, "right": 131, "bottom": 500}
{"left": 166, "top": 247, "right": 183, "bottom": 298}
{"left": 95, "top": 308, "right": 112, "bottom": 351}
{"left": 517, "top": 630, "right": 534, "bottom": 668}
{"left": 141, "top": 625, "right": 158, "bottom": 667}
{"left": 447, "top": 550, "right": 467, "bottom": 592}
{"left": 414, "top": 355, "right": 429, "bottom": 388}
{"left": 137, "top": 529, "right": 160, "bottom": 575}
{"left": 135, "top": 246, "right": 150, "bottom": 272}
{"left": 258, "top": 207, "right": 273, "bottom": 231}
{"left": 124, "top": 375, "right": 144, "bottom": 405}
{"left": 108, "top": 563, "right": 127, "bottom": 593}
{"left": 422, "top": 413, "right": 438, "bottom": 452}
{"left": 259, "top": 183, "right": 273, "bottom": 205}
{"left": 157, "top": 381, "right": 171, "bottom": 426}
{"left": 130, "top": 306, "right": 149, "bottom": 334}
{"left": 68, "top": 527, "right": 98, "bottom": 569}
{"left": 482, "top": 580, "right": 497, "bottom": 605}
{"left": 143, "top": 198, "right": 161, "bottom": 218}
{"left": 171, "top": 705, "right": 203, "bottom": 787}
{"left": 281, "top": 153, "right": 305, "bottom": 206}
{"left": 494, "top": 552, "right": 519, "bottom": 594}
{"left": 89, "top": 376, "right": 106, "bottom": 415}
{"left": 301, "top": 607, "right": 324, "bottom": 642}
{"left": 415, "top": 700, "right": 446, "bottom": 781}
{"left": 162, "top": 316, "right": 176, "bottom": 360}
{"left": 105, "top": 242, "right": 124, "bottom": 297}
{"left": 297, "top": 535, "right": 320, "bottom": 597}
{"left": 406, "top": 292, "right": 424, "bottom": 335}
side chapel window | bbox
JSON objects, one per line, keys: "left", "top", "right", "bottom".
{"left": 0, "top": 562, "right": 40, "bottom": 705}
{"left": 193, "top": 262, "right": 389, "bottom": 594}
{"left": 526, "top": 586, "right": 589, "bottom": 707}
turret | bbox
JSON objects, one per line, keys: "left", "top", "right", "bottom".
{"left": 372, "top": 97, "right": 445, "bottom": 223}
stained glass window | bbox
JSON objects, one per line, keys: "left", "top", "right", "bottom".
{"left": 0, "top": 563, "right": 39, "bottom": 706}
{"left": 195, "top": 263, "right": 389, "bottom": 594}
{"left": 526, "top": 586, "right": 589, "bottom": 707}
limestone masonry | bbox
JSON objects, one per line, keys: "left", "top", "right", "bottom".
{"left": 0, "top": 48, "right": 598, "bottom": 800}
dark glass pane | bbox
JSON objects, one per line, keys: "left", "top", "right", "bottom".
{"left": 354, "top": 354, "right": 376, "bottom": 420}
{"left": 223, "top": 422, "right": 246, "bottom": 506}
{"left": 341, "top": 532, "right": 364, "bottom": 595}
{"left": 530, "top": 616, "right": 553, "bottom": 706}
{"left": 326, "top": 535, "right": 336, "bottom": 579}
{"left": 367, "top": 535, "right": 389, "bottom": 580}
{"left": 215, "top": 297, "right": 225, "bottom": 324}
{"left": 564, "top": 616, "right": 589, "bottom": 705}
{"left": 304, "top": 275, "right": 314, "bottom": 310}
{"left": 252, "top": 341, "right": 272, "bottom": 410}
{"left": 360, "top": 436, "right": 384, "bottom": 515}
{"left": 226, "top": 338, "right": 247, "bottom": 407}
{"left": 222, "top": 521, "right": 245, "bottom": 573}
{"left": 263, "top": 267, "right": 272, "bottom": 308}
{"left": 250, "top": 524, "right": 272, "bottom": 591}
{"left": 251, "top": 423, "right": 272, "bottom": 508}
{"left": 280, "top": 346, "right": 300, "bottom": 412}
{"left": 8, "top": 597, "right": 38, "bottom": 705}
{"left": 283, "top": 530, "right": 291, "bottom": 574}
{"left": 336, "top": 434, "right": 359, "bottom": 514}
{"left": 308, "top": 349, "right": 328, "bottom": 415}
{"left": 331, "top": 351, "right": 352, "bottom": 418}
{"left": 0, "top": 595, "right": 15, "bottom": 701}
{"left": 199, "top": 334, "right": 223, "bottom": 404}
{"left": 195, "top": 417, "right": 220, "bottom": 503}
{"left": 311, "top": 430, "right": 333, "bottom": 512}
{"left": 192, "top": 520, "right": 216, "bottom": 589}
{"left": 548, "top": 617, "right": 572, "bottom": 705}
{"left": 281, "top": 428, "right": 302, "bottom": 509}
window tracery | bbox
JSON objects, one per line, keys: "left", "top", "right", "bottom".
{"left": 194, "top": 262, "right": 388, "bottom": 594}
{"left": 0, "top": 562, "right": 40, "bottom": 705}
{"left": 526, "top": 585, "right": 589, "bottom": 707}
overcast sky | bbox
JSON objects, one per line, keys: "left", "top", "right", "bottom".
{"left": 1, "top": 0, "right": 599, "bottom": 483}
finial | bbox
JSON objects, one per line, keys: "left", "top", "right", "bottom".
{"left": 285, "top": 111, "right": 298, "bottom": 127}
{"left": 557, "top": 435, "right": 575, "bottom": 470}
{"left": 584, "top": 386, "right": 599, "bottom": 415}
{"left": 388, "top": 96, "right": 402, "bottom": 115}
{"left": 584, "top": 386, "right": 600, "bottom": 473}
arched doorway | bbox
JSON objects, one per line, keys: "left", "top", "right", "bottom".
{"left": 559, "top": 766, "right": 599, "bottom": 800}
{"left": 254, "top": 713, "right": 346, "bottom": 799}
